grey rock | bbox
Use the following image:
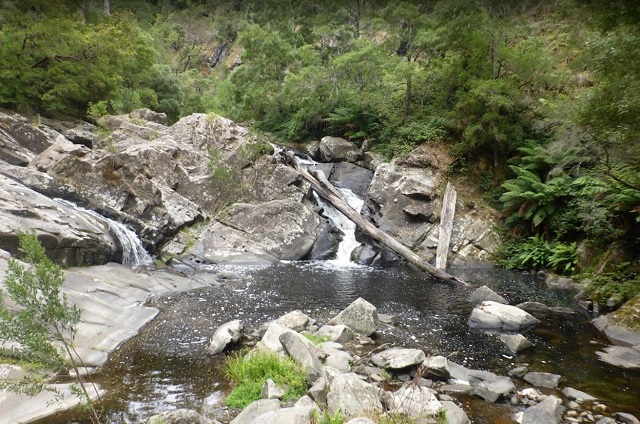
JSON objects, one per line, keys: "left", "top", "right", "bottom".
{"left": 516, "top": 301, "right": 575, "bottom": 317}
{"left": 345, "top": 419, "right": 377, "bottom": 424}
{"left": 447, "top": 360, "right": 499, "bottom": 385}
{"left": 468, "top": 301, "right": 540, "bottom": 332}
{"left": 468, "top": 285, "right": 507, "bottom": 305}
{"left": 308, "top": 377, "right": 327, "bottom": 406}
{"left": 317, "top": 325, "right": 355, "bottom": 343}
{"left": 521, "top": 395, "right": 562, "bottom": 424}
{"left": 0, "top": 110, "right": 55, "bottom": 166}
{"left": 508, "top": 366, "right": 529, "bottom": 378}
{"left": 384, "top": 382, "right": 443, "bottom": 418}
{"left": 276, "top": 310, "right": 310, "bottom": 332}
{"left": 324, "top": 351, "right": 352, "bottom": 373}
{"left": 422, "top": 355, "right": 450, "bottom": 380}
{"left": 523, "top": 371, "right": 562, "bottom": 388}
{"left": 279, "top": 330, "right": 324, "bottom": 381}
{"left": 207, "top": 320, "right": 244, "bottom": 354}
{"left": 562, "top": 387, "right": 597, "bottom": 401}
{"left": 130, "top": 108, "right": 168, "bottom": 125}
{"left": 596, "top": 418, "right": 617, "bottom": 424}
{"left": 229, "top": 399, "right": 281, "bottom": 424}
{"left": 597, "top": 345, "right": 640, "bottom": 369}
{"left": 545, "top": 273, "right": 580, "bottom": 290}
{"left": 328, "top": 162, "right": 374, "bottom": 198}
{"left": 500, "top": 334, "right": 534, "bottom": 353}
{"left": 613, "top": 412, "right": 640, "bottom": 424}
{"left": 251, "top": 402, "right": 319, "bottom": 424}
{"left": 327, "top": 297, "right": 379, "bottom": 336}
{"left": 254, "top": 322, "right": 290, "bottom": 356}
{"left": 377, "top": 313, "right": 398, "bottom": 325}
{"left": 473, "top": 376, "right": 516, "bottom": 403}
{"left": 593, "top": 311, "right": 640, "bottom": 348}
{"left": 147, "top": 408, "right": 210, "bottom": 424}
{"left": 371, "top": 347, "right": 425, "bottom": 370}
{"left": 327, "top": 373, "right": 383, "bottom": 419}
{"left": 260, "top": 378, "right": 285, "bottom": 400}
{"left": 440, "top": 400, "right": 471, "bottom": 424}
{"left": 319, "top": 136, "right": 360, "bottom": 163}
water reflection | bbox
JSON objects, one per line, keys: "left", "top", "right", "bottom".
{"left": 37, "top": 262, "right": 640, "bottom": 423}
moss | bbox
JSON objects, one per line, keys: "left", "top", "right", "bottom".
{"left": 609, "top": 294, "right": 640, "bottom": 331}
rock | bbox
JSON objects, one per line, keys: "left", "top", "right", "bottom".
{"left": 377, "top": 313, "right": 398, "bottom": 325}
{"left": 545, "top": 273, "right": 580, "bottom": 290}
{"left": 523, "top": 371, "right": 562, "bottom": 388}
{"left": 254, "top": 322, "right": 291, "bottom": 356}
{"left": 324, "top": 351, "right": 353, "bottom": 373}
{"left": 371, "top": 347, "right": 425, "bottom": 370}
{"left": 308, "top": 377, "right": 327, "bottom": 406}
{"left": 440, "top": 400, "right": 471, "bottom": 424}
{"left": 229, "top": 399, "right": 281, "bottom": 424}
{"left": 562, "top": 387, "right": 597, "bottom": 401}
{"left": 468, "top": 301, "right": 540, "bottom": 332}
{"left": 327, "top": 297, "right": 379, "bottom": 336}
{"left": 516, "top": 301, "right": 575, "bottom": 317}
{"left": 385, "top": 382, "right": 443, "bottom": 418}
{"left": 147, "top": 408, "right": 210, "bottom": 424}
{"left": 261, "top": 378, "right": 285, "bottom": 400}
{"left": 447, "top": 361, "right": 500, "bottom": 385}
{"left": 345, "top": 419, "right": 377, "bottom": 424}
{"left": 327, "top": 373, "right": 383, "bottom": 419}
{"left": 596, "top": 345, "right": 640, "bottom": 369}
{"left": 500, "top": 334, "right": 534, "bottom": 353}
{"left": 403, "top": 202, "right": 436, "bottom": 222}
{"left": 207, "top": 320, "right": 244, "bottom": 354}
{"left": 276, "top": 310, "right": 310, "bottom": 332}
{"left": 251, "top": 401, "right": 319, "bottom": 424}
{"left": 319, "top": 136, "right": 360, "bottom": 163}
{"left": 594, "top": 296, "right": 640, "bottom": 347}
{"left": 279, "top": 330, "right": 324, "bottom": 381}
{"left": 422, "top": 355, "right": 450, "bottom": 380}
{"left": 0, "top": 110, "right": 56, "bottom": 166}
{"left": 130, "top": 108, "right": 168, "bottom": 125}
{"left": 218, "top": 200, "right": 319, "bottom": 260}
{"left": 317, "top": 325, "right": 355, "bottom": 343}
{"left": 439, "top": 383, "right": 473, "bottom": 394}
{"left": 521, "top": 395, "right": 562, "bottom": 424}
{"left": 613, "top": 412, "right": 640, "bottom": 424}
{"left": 508, "top": 366, "right": 529, "bottom": 378}
{"left": 468, "top": 285, "right": 507, "bottom": 305}
{"left": 473, "top": 376, "right": 516, "bottom": 403}
{"left": 327, "top": 162, "right": 374, "bottom": 198}
{"left": 0, "top": 174, "right": 119, "bottom": 266}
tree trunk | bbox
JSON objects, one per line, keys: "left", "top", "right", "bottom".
{"left": 104, "top": 0, "right": 111, "bottom": 16}
{"left": 436, "top": 182, "right": 457, "bottom": 269}
{"left": 285, "top": 151, "right": 466, "bottom": 285}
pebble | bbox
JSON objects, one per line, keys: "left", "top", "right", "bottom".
{"left": 570, "top": 401, "right": 581, "bottom": 409}
{"left": 567, "top": 417, "right": 581, "bottom": 423}
{"left": 568, "top": 410, "right": 579, "bottom": 417}
{"left": 594, "top": 404, "right": 607, "bottom": 412}
{"left": 510, "top": 396, "right": 519, "bottom": 406}
{"left": 439, "top": 394, "right": 453, "bottom": 402}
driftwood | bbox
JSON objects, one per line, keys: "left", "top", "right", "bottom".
{"left": 285, "top": 151, "right": 465, "bottom": 284}
{"left": 436, "top": 182, "right": 457, "bottom": 270}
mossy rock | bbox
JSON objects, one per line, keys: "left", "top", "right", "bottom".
{"left": 610, "top": 294, "right": 640, "bottom": 331}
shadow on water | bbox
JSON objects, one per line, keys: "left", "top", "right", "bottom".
{"left": 38, "top": 262, "right": 640, "bottom": 423}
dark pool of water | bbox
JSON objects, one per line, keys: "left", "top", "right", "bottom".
{"left": 39, "top": 262, "right": 640, "bottom": 423}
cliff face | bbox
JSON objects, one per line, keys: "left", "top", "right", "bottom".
{"left": 0, "top": 108, "right": 500, "bottom": 268}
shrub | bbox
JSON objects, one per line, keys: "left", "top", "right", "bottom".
{"left": 225, "top": 349, "right": 307, "bottom": 408}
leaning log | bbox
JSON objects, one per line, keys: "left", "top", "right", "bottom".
{"left": 285, "top": 152, "right": 465, "bottom": 284}
{"left": 436, "top": 181, "right": 457, "bottom": 270}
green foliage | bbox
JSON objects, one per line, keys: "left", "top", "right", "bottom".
{"left": 500, "top": 235, "right": 577, "bottom": 274}
{"left": 302, "top": 333, "right": 331, "bottom": 345}
{"left": 208, "top": 148, "right": 244, "bottom": 212}
{"left": 225, "top": 349, "right": 307, "bottom": 409}
{"left": 0, "top": 231, "right": 100, "bottom": 422}
{"left": 584, "top": 266, "right": 640, "bottom": 307}
{"left": 313, "top": 410, "right": 344, "bottom": 424}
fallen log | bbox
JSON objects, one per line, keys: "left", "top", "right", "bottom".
{"left": 285, "top": 151, "right": 466, "bottom": 285}
{"left": 436, "top": 181, "right": 457, "bottom": 270}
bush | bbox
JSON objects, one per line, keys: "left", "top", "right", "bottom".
{"left": 225, "top": 349, "right": 307, "bottom": 408}
{"left": 499, "top": 235, "right": 577, "bottom": 275}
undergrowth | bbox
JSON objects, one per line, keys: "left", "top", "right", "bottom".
{"left": 224, "top": 349, "right": 307, "bottom": 409}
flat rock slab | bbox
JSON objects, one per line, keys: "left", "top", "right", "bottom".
{"left": 596, "top": 345, "right": 640, "bottom": 369}
{"left": 523, "top": 371, "right": 562, "bottom": 388}
{"left": 371, "top": 347, "right": 425, "bottom": 370}
{"left": 468, "top": 301, "right": 540, "bottom": 332}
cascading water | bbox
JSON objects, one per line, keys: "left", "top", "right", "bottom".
{"left": 54, "top": 199, "right": 153, "bottom": 267}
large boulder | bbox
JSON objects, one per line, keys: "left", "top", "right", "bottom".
{"left": 596, "top": 345, "right": 640, "bottom": 369}
{"left": 594, "top": 296, "right": 640, "bottom": 347}
{"left": 0, "top": 174, "right": 118, "bottom": 266}
{"left": 327, "top": 298, "right": 379, "bottom": 336}
{"left": 229, "top": 399, "right": 281, "bottom": 424}
{"left": 521, "top": 395, "right": 562, "bottom": 424}
{"left": 147, "top": 409, "right": 210, "bottom": 424}
{"left": 0, "top": 110, "right": 56, "bottom": 166}
{"left": 279, "top": 330, "right": 324, "bottom": 381}
{"left": 327, "top": 373, "right": 383, "bottom": 419}
{"left": 319, "top": 136, "right": 360, "bottom": 163}
{"left": 384, "top": 383, "right": 443, "bottom": 419}
{"left": 468, "top": 286, "right": 507, "bottom": 305}
{"left": 523, "top": 371, "right": 562, "bottom": 388}
{"left": 500, "top": 334, "right": 534, "bottom": 353}
{"left": 473, "top": 376, "right": 516, "bottom": 403}
{"left": 468, "top": 301, "right": 540, "bottom": 332}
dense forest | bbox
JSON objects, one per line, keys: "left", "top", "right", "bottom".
{"left": 1, "top": 0, "right": 639, "bottom": 307}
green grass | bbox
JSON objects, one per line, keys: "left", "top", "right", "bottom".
{"left": 225, "top": 349, "right": 307, "bottom": 408}
{"left": 303, "top": 332, "right": 331, "bottom": 345}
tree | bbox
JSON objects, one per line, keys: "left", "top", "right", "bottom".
{"left": 0, "top": 231, "right": 101, "bottom": 423}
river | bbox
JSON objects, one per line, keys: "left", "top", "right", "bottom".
{"left": 38, "top": 262, "right": 640, "bottom": 424}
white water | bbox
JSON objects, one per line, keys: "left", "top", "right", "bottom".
{"left": 54, "top": 199, "right": 154, "bottom": 267}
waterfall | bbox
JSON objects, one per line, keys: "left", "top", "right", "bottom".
{"left": 54, "top": 199, "right": 154, "bottom": 267}
{"left": 314, "top": 189, "right": 365, "bottom": 265}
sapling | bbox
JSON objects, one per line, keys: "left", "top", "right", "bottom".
{"left": 0, "top": 231, "right": 101, "bottom": 423}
